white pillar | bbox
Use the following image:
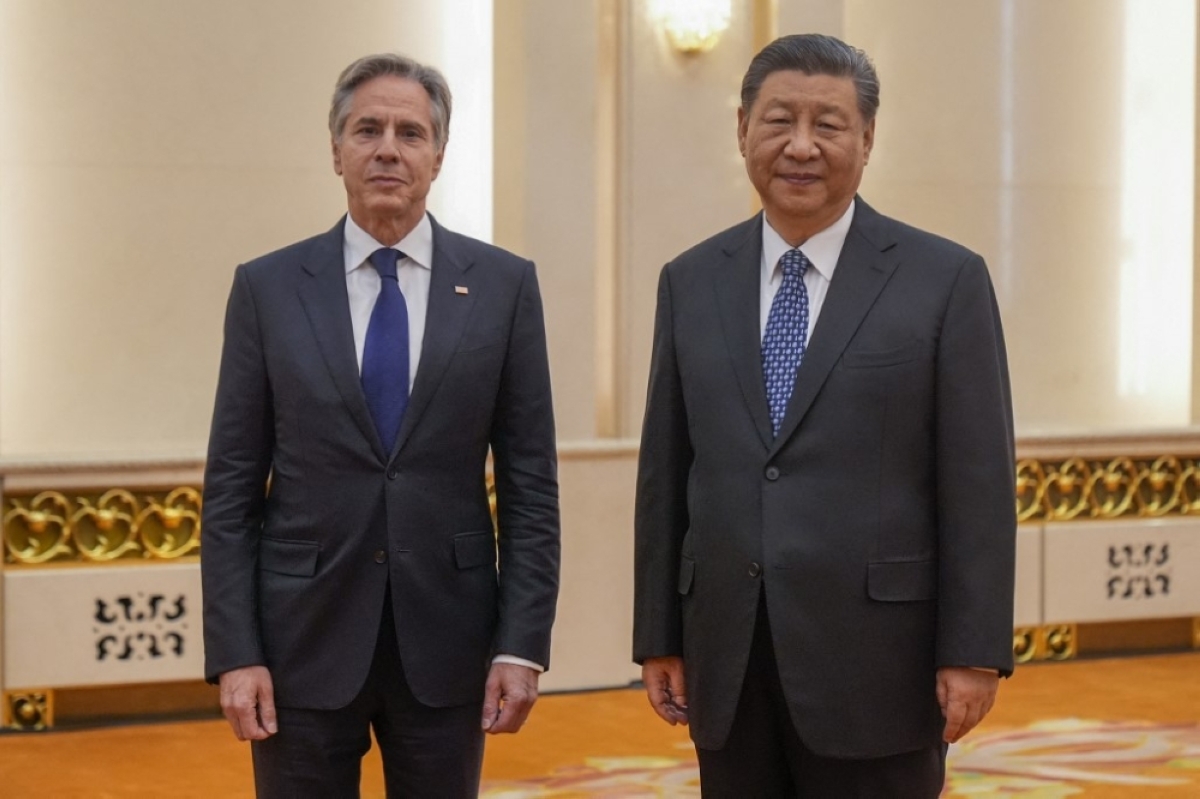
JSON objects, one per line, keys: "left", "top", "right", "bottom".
{"left": 398, "top": 1, "right": 495, "bottom": 242}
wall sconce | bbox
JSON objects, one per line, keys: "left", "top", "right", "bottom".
{"left": 650, "top": 0, "right": 733, "bottom": 55}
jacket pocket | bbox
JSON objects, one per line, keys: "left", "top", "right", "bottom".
{"left": 678, "top": 556, "right": 695, "bottom": 595}
{"left": 841, "top": 340, "right": 921, "bottom": 368}
{"left": 454, "top": 530, "right": 497, "bottom": 569}
{"left": 259, "top": 537, "right": 319, "bottom": 577}
{"left": 867, "top": 559, "right": 937, "bottom": 602}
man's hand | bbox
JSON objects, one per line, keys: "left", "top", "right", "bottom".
{"left": 219, "top": 665, "right": 277, "bottom": 741}
{"left": 642, "top": 656, "right": 688, "bottom": 726}
{"left": 937, "top": 667, "right": 998, "bottom": 743}
{"left": 482, "top": 663, "right": 540, "bottom": 734}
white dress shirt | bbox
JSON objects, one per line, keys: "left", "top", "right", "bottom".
{"left": 343, "top": 213, "right": 432, "bottom": 385}
{"left": 342, "top": 213, "right": 543, "bottom": 674}
{"left": 759, "top": 199, "right": 856, "bottom": 342}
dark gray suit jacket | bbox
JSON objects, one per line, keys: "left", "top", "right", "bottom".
{"left": 634, "top": 199, "right": 1016, "bottom": 757}
{"left": 202, "top": 215, "right": 560, "bottom": 710}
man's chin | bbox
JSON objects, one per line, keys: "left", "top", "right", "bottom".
{"left": 360, "top": 196, "right": 416, "bottom": 220}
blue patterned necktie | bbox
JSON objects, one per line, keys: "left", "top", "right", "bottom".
{"left": 762, "top": 249, "right": 811, "bottom": 437}
{"left": 361, "top": 247, "right": 410, "bottom": 451}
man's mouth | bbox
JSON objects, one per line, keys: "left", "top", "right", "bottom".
{"left": 779, "top": 172, "right": 820, "bottom": 185}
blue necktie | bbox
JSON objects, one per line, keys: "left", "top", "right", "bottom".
{"left": 362, "top": 248, "right": 410, "bottom": 451}
{"left": 762, "top": 249, "right": 810, "bottom": 437}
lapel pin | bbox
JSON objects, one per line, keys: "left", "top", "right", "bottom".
{"left": 455, "top": 286, "right": 469, "bottom": 295}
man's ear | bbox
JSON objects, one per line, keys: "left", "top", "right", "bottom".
{"left": 331, "top": 137, "right": 343, "bottom": 176}
{"left": 862, "top": 117, "right": 875, "bottom": 165}
{"left": 736, "top": 107, "right": 748, "bottom": 157}
{"left": 431, "top": 143, "right": 446, "bottom": 181}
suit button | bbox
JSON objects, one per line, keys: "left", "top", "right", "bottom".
{"left": 374, "top": 550, "right": 387, "bottom": 564}
{"left": 748, "top": 562, "right": 762, "bottom": 577}
{"left": 765, "top": 466, "right": 780, "bottom": 481}
{"left": 386, "top": 468, "right": 398, "bottom": 480}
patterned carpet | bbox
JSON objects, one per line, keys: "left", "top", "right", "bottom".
{"left": 1, "top": 652, "right": 1197, "bottom": 797}
{"left": 481, "top": 720, "right": 1200, "bottom": 797}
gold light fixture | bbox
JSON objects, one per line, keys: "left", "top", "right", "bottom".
{"left": 650, "top": 0, "right": 733, "bottom": 55}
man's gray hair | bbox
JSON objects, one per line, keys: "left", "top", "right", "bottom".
{"left": 741, "top": 34, "right": 880, "bottom": 123}
{"left": 329, "top": 53, "right": 452, "bottom": 149}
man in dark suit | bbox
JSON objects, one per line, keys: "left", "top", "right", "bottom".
{"left": 634, "top": 34, "right": 1015, "bottom": 797}
{"left": 202, "top": 53, "right": 560, "bottom": 797}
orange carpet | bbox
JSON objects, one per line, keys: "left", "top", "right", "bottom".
{"left": 1, "top": 652, "right": 1198, "bottom": 797}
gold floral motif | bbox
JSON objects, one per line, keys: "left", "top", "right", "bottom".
{"left": 1017, "top": 455, "right": 1200, "bottom": 522}
{"left": 137, "top": 487, "right": 202, "bottom": 559}
{"left": 1014, "top": 461, "right": 1045, "bottom": 523}
{"left": 2, "top": 488, "right": 201, "bottom": 565}
{"left": 1134, "top": 456, "right": 1185, "bottom": 516}
{"left": 71, "top": 489, "right": 140, "bottom": 561}
{"left": 1010, "top": 625, "right": 1077, "bottom": 662}
{"left": 2, "top": 492, "right": 73, "bottom": 564}
{"left": 3, "top": 690, "right": 53, "bottom": 730}
{"left": 1012, "top": 628, "right": 1037, "bottom": 663}
{"left": 1090, "top": 457, "right": 1138, "bottom": 518}
{"left": 1043, "top": 458, "right": 1093, "bottom": 521}
{"left": 1041, "top": 625, "right": 1077, "bottom": 661}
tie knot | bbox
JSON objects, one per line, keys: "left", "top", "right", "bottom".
{"left": 369, "top": 248, "right": 403, "bottom": 280}
{"left": 779, "top": 249, "right": 809, "bottom": 278}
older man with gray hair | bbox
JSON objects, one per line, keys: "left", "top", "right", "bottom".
{"left": 635, "top": 34, "right": 1015, "bottom": 797}
{"left": 202, "top": 52, "right": 561, "bottom": 797}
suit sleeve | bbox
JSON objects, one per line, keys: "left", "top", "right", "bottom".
{"left": 201, "top": 264, "right": 274, "bottom": 682}
{"left": 489, "top": 261, "right": 561, "bottom": 669}
{"left": 934, "top": 254, "right": 1017, "bottom": 675}
{"left": 632, "top": 265, "right": 694, "bottom": 663}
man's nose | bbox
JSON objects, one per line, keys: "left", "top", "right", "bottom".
{"left": 783, "top": 125, "right": 819, "bottom": 160}
{"left": 375, "top": 130, "right": 401, "bottom": 161}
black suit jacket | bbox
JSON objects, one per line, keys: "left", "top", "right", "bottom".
{"left": 634, "top": 199, "right": 1016, "bottom": 757}
{"left": 202, "top": 215, "right": 560, "bottom": 710}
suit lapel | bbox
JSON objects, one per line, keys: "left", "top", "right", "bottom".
{"left": 389, "top": 215, "right": 475, "bottom": 461}
{"left": 297, "top": 218, "right": 387, "bottom": 462}
{"left": 713, "top": 216, "right": 773, "bottom": 449}
{"left": 769, "top": 200, "right": 900, "bottom": 455}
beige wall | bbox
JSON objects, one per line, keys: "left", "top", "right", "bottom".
{"left": 495, "top": 0, "right": 600, "bottom": 441}
{"left": 0, "top": 0, "right": 490, "bottom": 458}
{"left": 0, "top": 1, "right": 375, "bottom": 457}
{"left": 621, "top": 0, "right": 760, "bottom": 436}
{"left": 7, "top": 0, "right": 1195, "bottom": 459}
{"left": 846, "top": 0, "right": 1195, "bottom": 433}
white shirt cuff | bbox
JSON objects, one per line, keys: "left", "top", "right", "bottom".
{"left": 492, "top": 654, "right": 544, "bottom": 672}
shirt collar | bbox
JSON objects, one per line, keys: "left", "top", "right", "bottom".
{"left": 761, "top": 199, "right": 856, "bottom": 283}
{"left": 343, "top": 212, "right": 434, "bottom": 274}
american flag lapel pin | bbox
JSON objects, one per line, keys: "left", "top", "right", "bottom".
{"left": 455, "top": 285, "right": 469, "bottom": 295}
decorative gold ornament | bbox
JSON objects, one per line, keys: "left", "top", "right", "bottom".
{"left": 2, "top": 492, "right": 73, "bottom": 564}
{"left": 1015, "top": 455, "right": 1200, "bottom": 522}
{"left": 2, "top": 487, "right": 202, "bottom": 565}
{"left": 1015, "top": 461, "right": 1046, "bottom": 523}
{"left": 71, "top": 489, "right": 140, "bottom": 561}
{"left": 1010, "top": 624, "right": 1078, "bottom": 662}
{"left": 137, "top": 487, "right": 202, "bottom": 559}
{"left": 1041, "top": 625, "right": 1077, "bottom": 661}
{"left": 1013, "top": 628, "right": 1037, "bottom": 663}
{"left": 3, "top": 690, "right": 54, "bottom": 730}
{"left": 1193, "top": 617, "right": 1200, "bottom": 650}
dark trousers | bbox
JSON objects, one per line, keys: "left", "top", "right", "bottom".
{"left": 251, "top": 590, "right": 485, "bottom": 798}
{"left": 695, "top": 595, "right": 946, "bottom": 799}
